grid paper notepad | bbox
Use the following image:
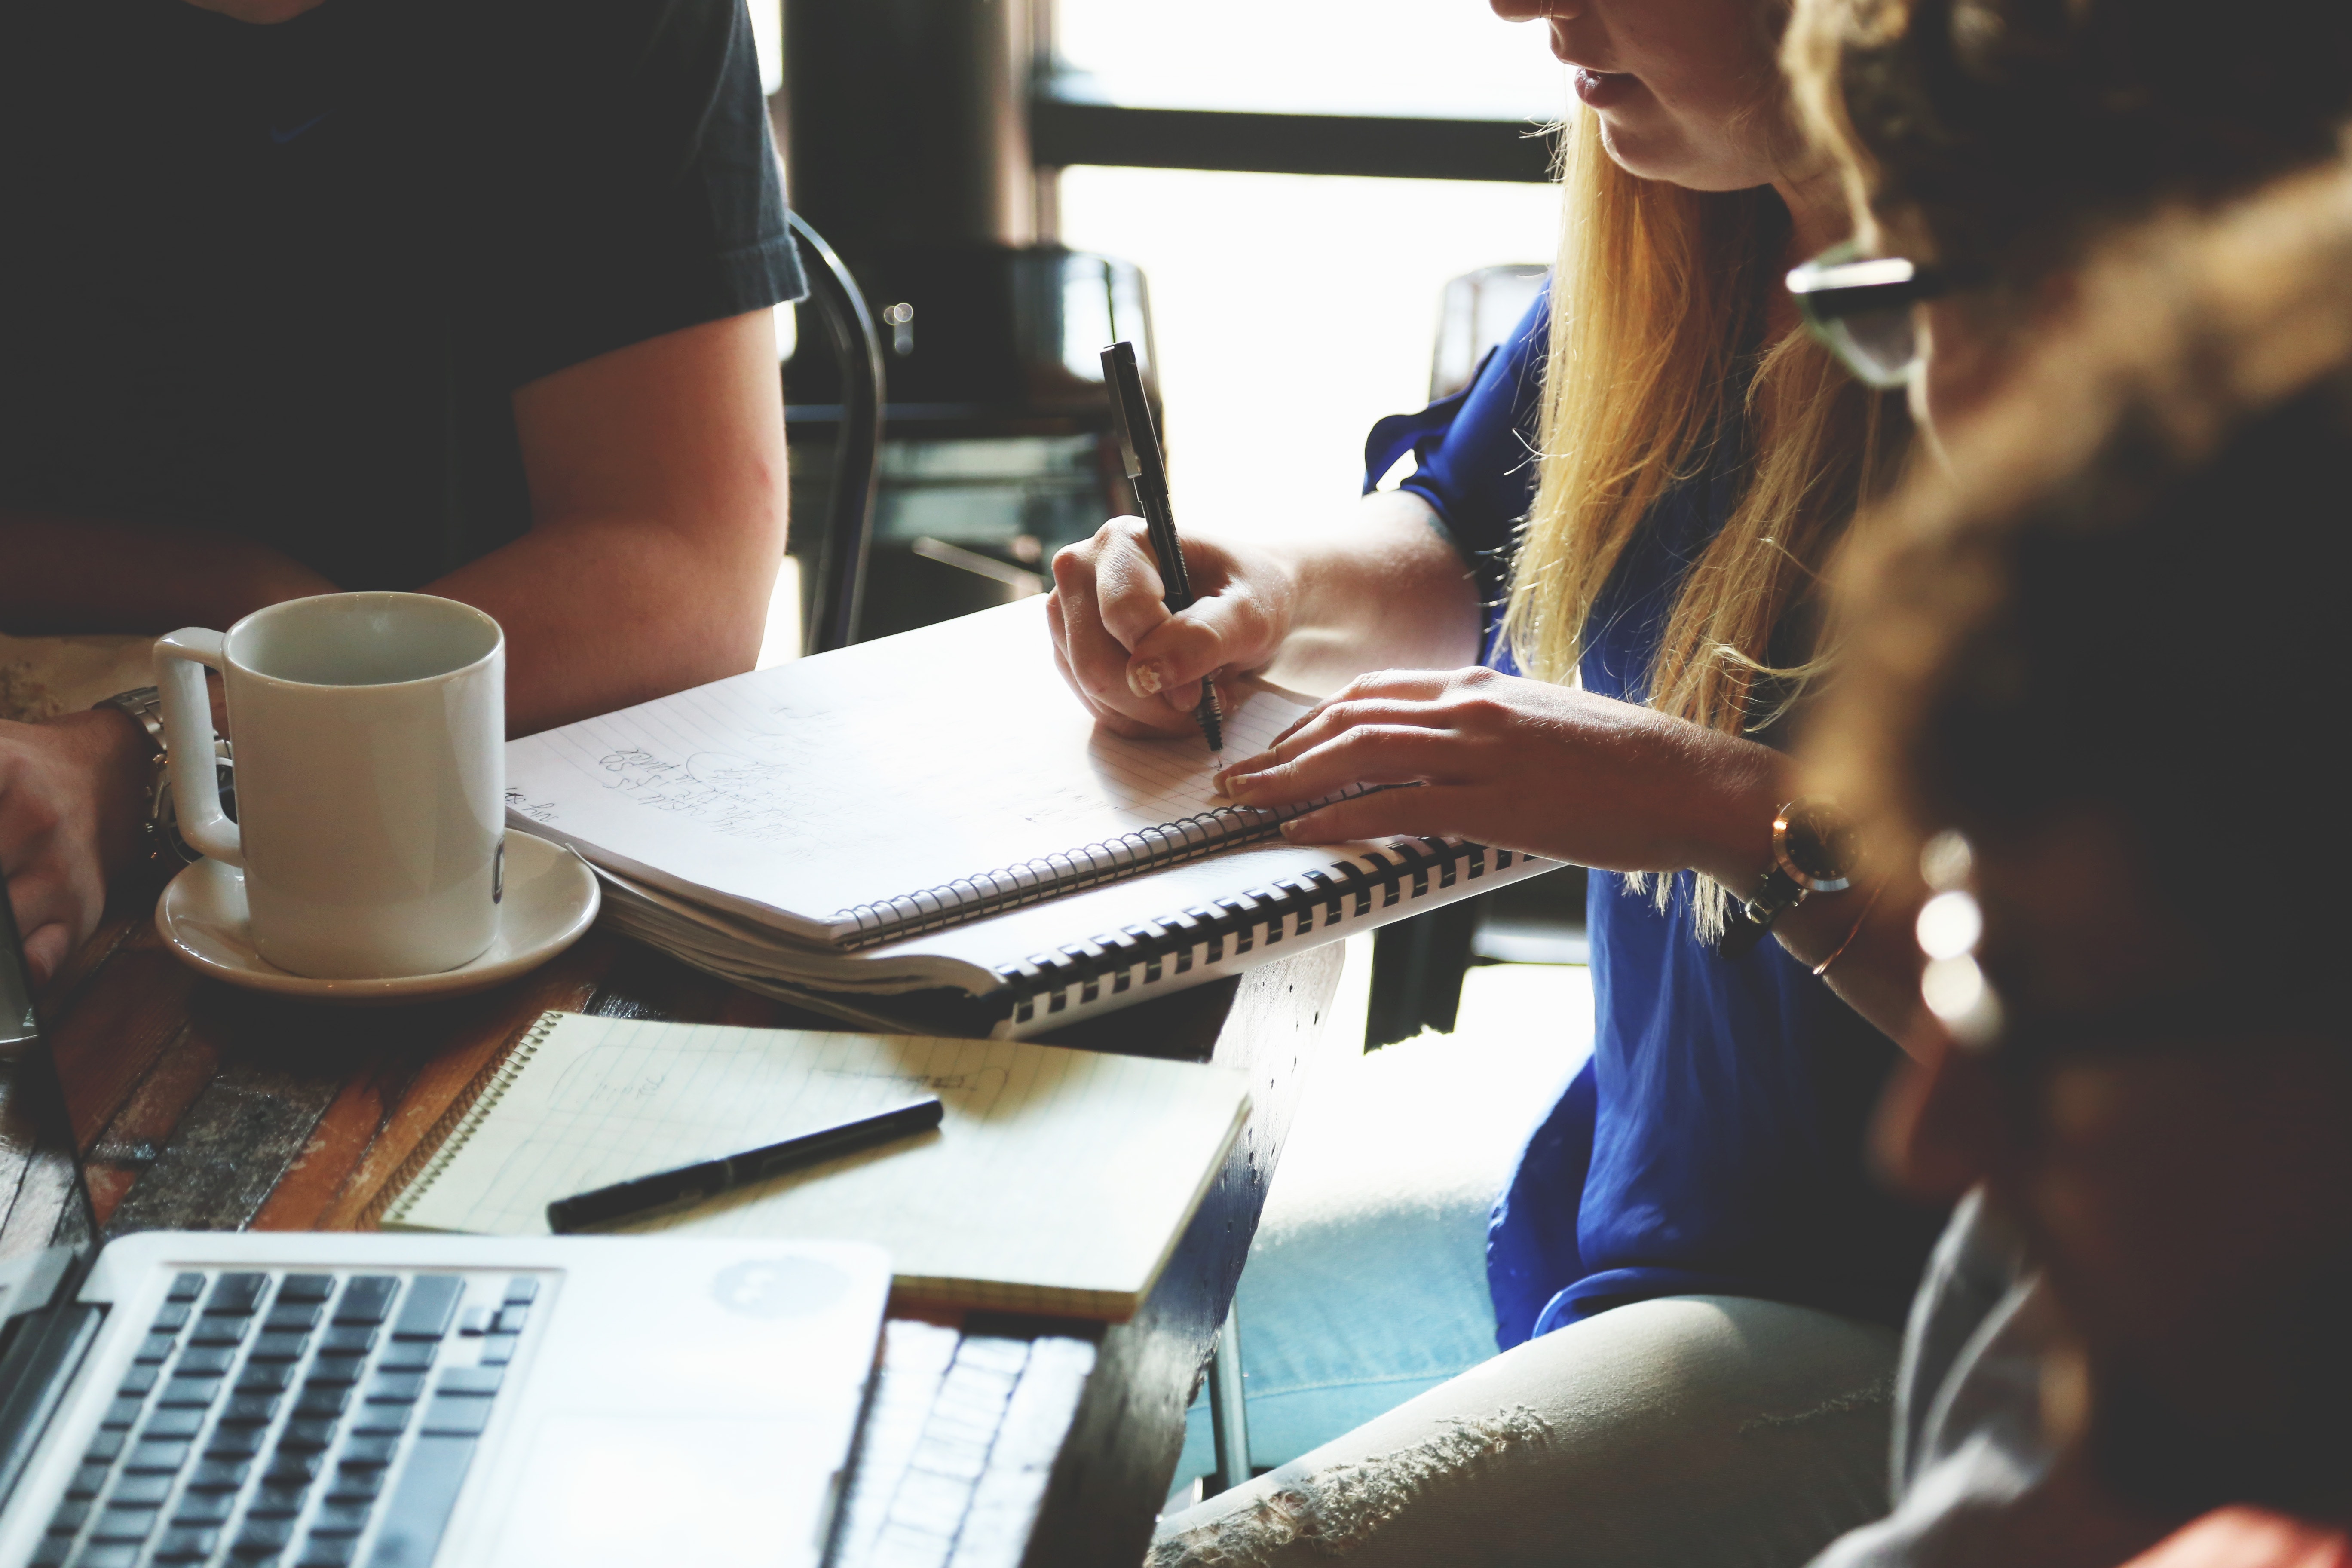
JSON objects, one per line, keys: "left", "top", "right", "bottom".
{"left": 380, "top": 1012, "right": 1251, "bottom": 1320}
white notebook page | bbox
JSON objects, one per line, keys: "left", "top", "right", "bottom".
{"left": 385, "top": 1014, "right": 1250, "bottom": 1317}
{"left": 504, "top": 600, "right": 1314, "bottom": 941}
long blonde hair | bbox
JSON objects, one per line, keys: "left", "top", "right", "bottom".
{"left": 1501, "top": 109, "right": 1900, "bottom": 934}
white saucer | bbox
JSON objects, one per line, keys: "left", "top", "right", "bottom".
{"left": 155, "top": 829, "right": 601, "bottom": 1005}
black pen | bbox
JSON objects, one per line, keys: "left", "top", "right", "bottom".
{"left": 1101, "top": 340, "right": 1224, "bottom": 751}
{"left": 545, "top": 1093, "right": 944, "bottom": 1233}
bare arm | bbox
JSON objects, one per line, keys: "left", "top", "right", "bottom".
{"left": 1047, "top": 488, "right": 1481, "bottom": 738}
{"left": 0, "top": 511, "right": 337, "bottom": 635}
{"left": 432, "top": 307, "right": 787, "bottom": 736}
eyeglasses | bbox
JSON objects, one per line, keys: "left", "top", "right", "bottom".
{"left": 1914, "top": 830, "right": 2342, "bottom": 1074}
{"left": 1786, "top": 243, "right": 1970, "bottom": 391}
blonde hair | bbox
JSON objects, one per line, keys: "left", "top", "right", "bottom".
{"left": 1502, "top": 109, "right": 1900, "bottom": 934}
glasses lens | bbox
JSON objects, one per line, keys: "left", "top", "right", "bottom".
{"left": 1823, "top": 308, "right": 1919, "bottom": 390}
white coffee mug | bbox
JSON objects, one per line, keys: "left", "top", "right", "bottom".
{"left": 155, "top": 593, "right": 506, "bottom": 980}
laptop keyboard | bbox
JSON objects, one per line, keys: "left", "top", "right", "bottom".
{"left": 32, "top": 1267, "right": 545, "bottom": 1568}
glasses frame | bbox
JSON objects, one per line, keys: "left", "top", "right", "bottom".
{"left": 1786, "top": 244, "right": 1975, "bottom": 390}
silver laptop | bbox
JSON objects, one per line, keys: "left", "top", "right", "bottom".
{"left": 0, "top": 888, "right": 891, "bottom": 1568}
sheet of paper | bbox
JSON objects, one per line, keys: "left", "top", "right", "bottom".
{"left": 504, "top": 600, "right": 1314, "bottom": 940}
{"left": 387, "top": 1014, "right": 1249, "bottom": 1317}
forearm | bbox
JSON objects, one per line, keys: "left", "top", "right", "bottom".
{"left": 1264, "top": 490, "right": 1483, "bottom": 693}
{"left": 0, "top": 508, "right": 337, "bottom": 634}
{"left": 426, "top": 514, "right": 780, "bottom": 737}
{"left": 1672, "top": 738, "right": 1937, "bottom": 1057}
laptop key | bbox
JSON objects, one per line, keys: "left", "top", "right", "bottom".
{"left": 391, "top": 1275, "right": 464, "bottom": 1340}
{"left": 232, "top": 1516, "right": 295, "bottom": 1554}
{"left": 492, "top": 1305, "right": 529, "bottom": 1335}
{"left": 250, "top": 1331, "right": 310, "bottom": 1363}
{"left": 246, "top": 1485, "right": 308, "bottom": 1519}
{"left": 187, "top": 1459, "right": 251, "bottom": 1491}
{"left": 322, "top": 1464, "right": 386, "bottom": 1503}
{"left": 220, "top": 1394, "right": 281, "bottom": 1427}
{"left": 47, "top": 1499, "right": 90, "bottom": 1532}
{"left": 365, "top": 1371, "right": 425, "bottom": 1403}
{"left": 309, "top": 1502, "right": 372, "bottom": 1535}
{"left": 205, "top": 1424, "right": 266, "bottom": 1458}
{"left": 479, "top": 1334, "right": 518, "bottom": 1366}
{"left": 294, "top": 1536, "right": 357, "bottom": 1568}
{"left": 264, "top": 1303, "right": 322, "bottom": 1335}
{"left": 293, "top": 1384, "right": 351, "bottom": 1419}
{"left": 276, "top": 1274, "right": 335, "bottom": 1304}
{"left": 143, "top": 1408, "right": 204, "bottom": 1440}
{"left": 189, "top": 1314, "right": 249, "bottom": 1347}
{"left": 320, "top": 1326, "right": 376, "bottom": 1357}
{"left": 135, "top": 1333, "right": 178, "bottom": 1363}
{"left": 456, "top": 1306, "right": 490, "bottom": 1336}
{"left": 277, "top": 1419, "right": 337, "bottom": 1453}
{"left": 307, "top": 1354, "right": 364, "bottom": 1387}
{"left": 159, "top": 1376, "right": 222, "bottom": 1407}
{"left": 172, "top": 1490, "right": 235, "bottom": 1525}
{"left": 333, "top": 1277, "right": 398, "bottom": 1326}
{"left": 236, "top": 1363, "right": 295, "bottom": 1394}
{"left": 502, "top": 1277, "right": 539, "bottom": 1305}
{"left": 28, "top": 1536, "right": 68, "bottom": 1568}
{"left": 365, "top": 1435, "right": 477, "bottom": 1566}
{"left": 70, "top": 1546, "right": 140, "bottom": 1568}
{"left": 437, "top": 1366, "right": 503, "bottom": 1396}
{"left": 263, "top": 1451, "right": 324, "bottom": 1487}
{"left": 101, "top": 1397, "right": 143, "bottom": 1429}
{"left": 82, "top": 1429, "right": 125, "bottom": 1463}
{"left": 124, "top": 1439, "right": 190, "bottom": 1473}
{"left": 106, "top": 1473, "right": 172, "bottom": 1506}
{"left": 168, "top": 1273, "right": 206, "bottom": 1302}
{"left": 147, "top": 1303, "right": 191, "bottom": 1334}
{"left": 375, "top": 1339, "right": 435, "bottom": 1373}
{"left": 205, "top": 1273, "right": 269, "bottom": 1315}
{"left": 67, "top": 1463, "right": 110, "bottom": 1498}
{"left": 419, "top": 1395, "right": 492, "bottom": 1437}
{"left": 90, "top": 1506, "right": 160, "bottom": 1542}
{"left": 116, "top": 1364, "right": 159, "bottom": 1397}
{"left": 349, "top": 1402, "right": 409, "bottom": 1437}
{"left": 176, "top": 1346, "right": 236, "bottom": 1377}
{"left": 338, "top": 1436, "right": 398, "bottom": 1467}
{"left": 155, "top": 1527, "right": 221, "bottom": 1562}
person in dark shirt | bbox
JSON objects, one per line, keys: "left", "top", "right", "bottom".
{"left": 0, "top": 0, "right": 799, "bottom": 982}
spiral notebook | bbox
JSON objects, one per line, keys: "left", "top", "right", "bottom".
{"left": 379, "top": 1011, "right": 1252, "bottom": 1320}
{"left": 505, "top": 601, "right": 1552, "bottom": 1036}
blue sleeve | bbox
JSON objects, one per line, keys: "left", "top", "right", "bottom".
{"left": 1361, "top": 282, "right": 1549, "bottom": 614}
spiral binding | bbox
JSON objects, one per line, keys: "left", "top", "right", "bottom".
{"left": 987, "top": 836, "right": 1519, "bottom": 1026}
{"left": 836, "top": 784, "right": 1375, "bottom": 949}
{"left": 378, "top": 1010, "right": 565, "bottom": 1227}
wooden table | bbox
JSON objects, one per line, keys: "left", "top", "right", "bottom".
{"left": 0, "top": 891, "right": 1345, "bottom": 1568}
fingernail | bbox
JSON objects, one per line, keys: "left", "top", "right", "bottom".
{"left": 1129, "top": 661, "right": 1164, "bottom": 698}
{"left": 1279, "top": 818, "right": 1301, "bottom": 838}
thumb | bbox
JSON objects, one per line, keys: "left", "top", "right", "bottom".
{"left": 1126, "top": 588, "right": 1280, "bottom": 710}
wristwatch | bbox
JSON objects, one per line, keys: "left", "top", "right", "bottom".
{"left": 93, "top": 686, "right": 234, "bottom": 873}
{"left": 1718, "top": 796, "right": 1857, "bottom": 959}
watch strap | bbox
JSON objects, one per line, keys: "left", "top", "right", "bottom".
{"left": 95, "top": 686, "right": 168, "bottom": 753}
{"left": 1720, "top": 867, "right": 1807, "bottom": 959}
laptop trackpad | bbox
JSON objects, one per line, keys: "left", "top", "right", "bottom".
{"left": 493, "top": 1414, "right": 837, "bottom": 1568}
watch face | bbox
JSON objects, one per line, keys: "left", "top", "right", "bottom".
{"left": 1780, "top": 801, "right": 1857, "bottom": 889}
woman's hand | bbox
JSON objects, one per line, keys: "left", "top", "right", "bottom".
{"left": 0, "top": 710, "right": 149, "bottom": 985}
{"left": 1047, "top": 517, "right": 1300, "bottom": 739}
{"left": 1213, "top": 667, "right": 1788, "bottom": 881}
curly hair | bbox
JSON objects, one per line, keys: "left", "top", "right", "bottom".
{"left": 1807, "top": 163, "right": 2352, "bottom": 968}
{"left": 1785, "top": 0, "right": 2352, "bottom": 288}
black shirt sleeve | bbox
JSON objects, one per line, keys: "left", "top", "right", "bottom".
{"left": 483, "top": 0, "right": 804, "bottom": 388}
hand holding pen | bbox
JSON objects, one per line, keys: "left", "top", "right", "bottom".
{"left": 1100, "top": 341, "right": 1225, "bottom": 752}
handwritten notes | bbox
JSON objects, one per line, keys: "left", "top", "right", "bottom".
{"left": 504, "top": 600, "right": 1314, "bottom": 941}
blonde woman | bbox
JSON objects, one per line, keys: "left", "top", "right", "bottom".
{"left": 1054, "top": 0, "right": 1941, "bottom": 1561}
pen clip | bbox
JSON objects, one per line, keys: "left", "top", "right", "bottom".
{"left": 1100, "top": 342, "right": 1145, "bottom": 481}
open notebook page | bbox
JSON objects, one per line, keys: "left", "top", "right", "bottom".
{"left": 505, "top": 600, "right": 1315, "bottom": 943}
{"left": 383, "top": 1013, "right": 1250, "bottom": 1319}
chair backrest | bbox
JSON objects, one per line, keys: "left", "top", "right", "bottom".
{"left": 787, "top": 212, "right": 887, "bottom": 655}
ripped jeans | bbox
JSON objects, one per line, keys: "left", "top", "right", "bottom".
{"left": 1150, "top": 1295, "right": 1900, "bottom": 1568}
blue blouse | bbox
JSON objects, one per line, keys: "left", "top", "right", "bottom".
{"left": 1365, "top": 291, "right": 1938, "bottom": 1346}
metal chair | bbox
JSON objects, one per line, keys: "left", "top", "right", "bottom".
{"left": 786, "top": 211, "right": 887, "bottom": 655}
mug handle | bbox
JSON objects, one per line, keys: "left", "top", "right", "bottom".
{"left": 153, "top": 628, "right": 241, "bottom": 867}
